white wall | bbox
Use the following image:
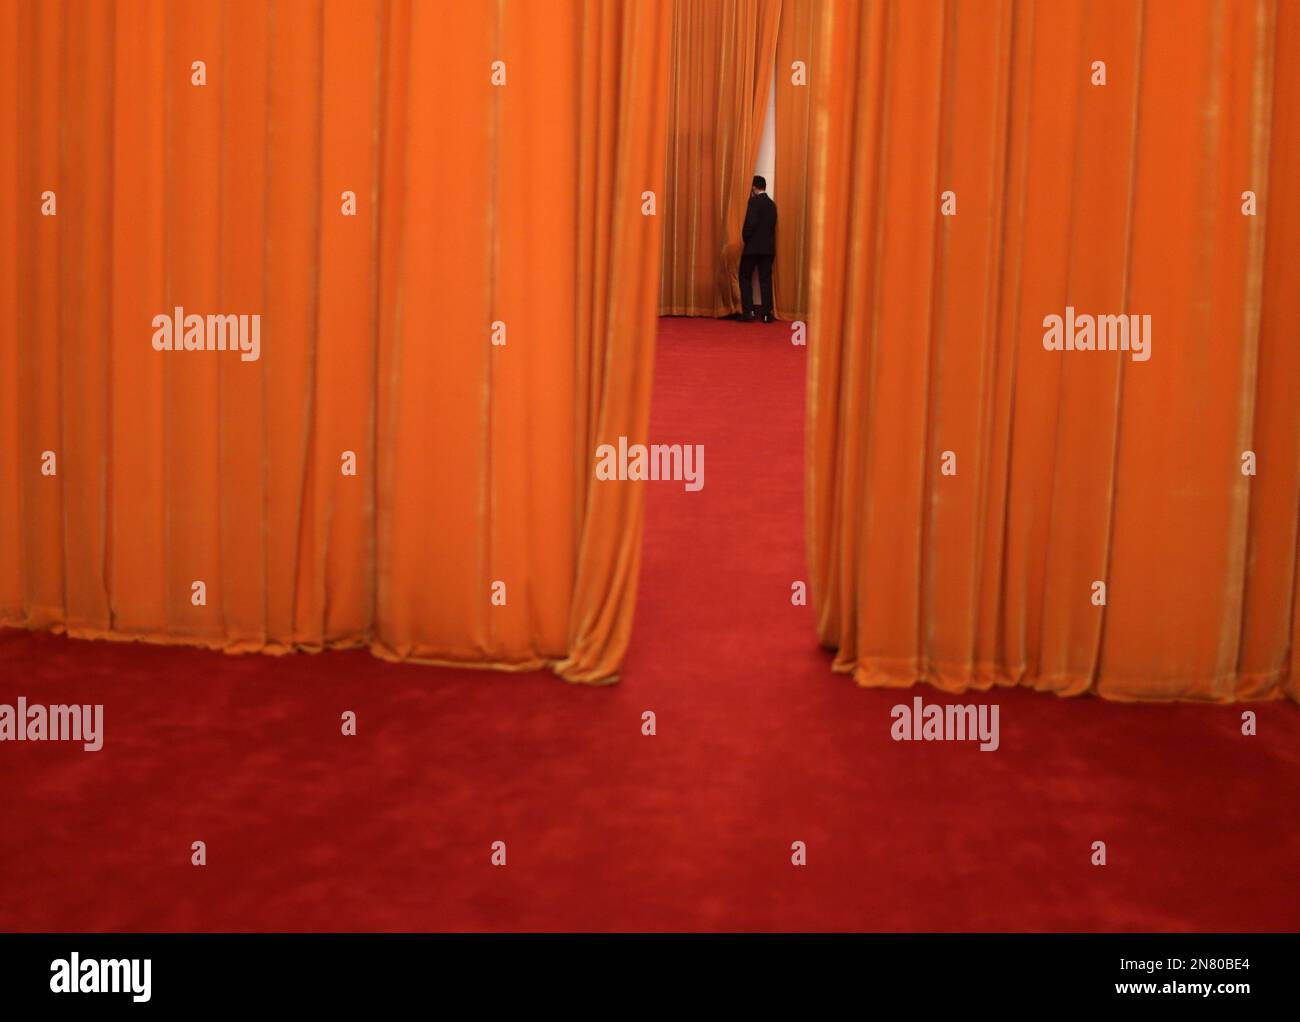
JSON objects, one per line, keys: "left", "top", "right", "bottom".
{"left": 753, "top": 66, "right": 776, "bottom": 196}
{"left": 744, "top": 67, "right": 778, "bottom": 306}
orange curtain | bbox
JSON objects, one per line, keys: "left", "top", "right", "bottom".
{"left": 659, "top": 0, "right": 781, "bottom": 317}
{"left": 807, "top": 0, "right": 1300, "bottom": 703}
{"left": 772, "top": 0, "right": 818, "bottom": 321}
{"left": 0, "top": 0, "right": 670, "bottom": 685}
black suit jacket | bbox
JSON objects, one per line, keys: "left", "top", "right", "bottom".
{"left": 742, "top": 193, "right": 777, "bottom": 256}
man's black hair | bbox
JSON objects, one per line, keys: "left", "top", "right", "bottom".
{"left": 752, "top": 175, "right": 766, "bottom": 191}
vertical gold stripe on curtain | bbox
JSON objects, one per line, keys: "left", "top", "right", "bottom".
{"left": 660, "top": 0, "right": 782, "bottom": 317}
{"left": 218, "top": 0, "right": 269, "bottom": 652}
{"left": 0, "top": 0, "right": 19, "bottom": 621}
{"left": 15, "top": 0, "right": 66, "bottom": 631}
{"left": 484, "top": 0, "right": 503, "bottom": 662}
{"left": 2, "top": 0, "right": 671, "bottom": 686}
{"left": 373, "top": 0, "right": 412, "bottom": 660}
{"left": 171, "top": 1, "right": 224, "bottom": 648}
{"left": 807, "top": 0, "right": 1300, "bottom": 703}
{"left": 264, "top": 0, "right": 325, "bottom": 651}
{"left": 108, "top": 0, "right": 166, "bottom": 640}
{"left": 62, "top": 0, "right": 114, "bottom": 635}
{"left": 316, "top": 0, "right": 381, "bottom": 648}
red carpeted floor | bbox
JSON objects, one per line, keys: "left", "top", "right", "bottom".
{"left": 2, "top": 316, "right": 1299, "bottom": 932}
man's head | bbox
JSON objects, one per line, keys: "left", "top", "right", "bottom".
{"left": 751, "top": 175, "right": 766, "bottom": 196}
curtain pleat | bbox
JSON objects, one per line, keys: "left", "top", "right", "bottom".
{"left": 772, "top": 0, "right": 817, "bottom": 321}
{"left": 807, "top": 0, "right": 1300, "bottom": 703}
{"left": 659, "top": 0, "right": 781, "bottom": 317}
{"left": 0, "top": 0, "right": 670, "bottom": 685}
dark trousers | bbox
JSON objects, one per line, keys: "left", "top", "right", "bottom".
{"left": 739, "top": 253, "right": 774, "bottom": 318}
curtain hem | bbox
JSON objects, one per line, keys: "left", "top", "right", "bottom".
{"left": 1, "top": 620, "right": 622, "bottom": 685}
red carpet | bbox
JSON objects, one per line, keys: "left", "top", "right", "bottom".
{"left": 2, "top": 316, "right": 1298, "bottom": 932}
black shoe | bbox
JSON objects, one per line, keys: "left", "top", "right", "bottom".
{"left": 762, "top": 313, "right": 774, "bottom": 324}
{"left": 742, "top": 311, "right": 757, "bottom": 322}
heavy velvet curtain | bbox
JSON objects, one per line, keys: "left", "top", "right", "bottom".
{"left": 0, "top": 0, "right": 670, "bottom": 684}
{"left": 659, "top": 0, "right": 781, "bottom": 317}
{"left": 807, "top": 0, "right": 1300, "bottom": 703}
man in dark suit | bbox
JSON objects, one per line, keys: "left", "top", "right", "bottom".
{"left": 739, "top": 175, "right": 777, "bottom": 322}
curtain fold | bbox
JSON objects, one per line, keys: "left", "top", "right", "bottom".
{"left": 0, "top": 0, "right": 670, "bottom": 685}
{"left": 772, "top": 0, "right": 818, "bottom": 321}
{"left": 807, "top": 0, "right": 1300, "bottom": 703}
{"left": 659, "top": 0, "right": 781, "bottom": 317}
